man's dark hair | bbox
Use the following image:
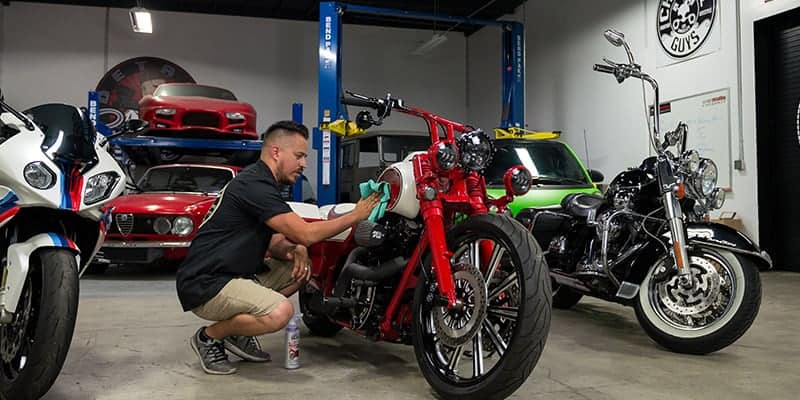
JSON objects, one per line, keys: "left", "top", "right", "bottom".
{"left": 263, "top": 120, "right": 309, "bottom": 142}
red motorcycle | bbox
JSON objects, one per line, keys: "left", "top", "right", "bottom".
{"left": 294, "top": 92, "right": 551, "bottom": 400}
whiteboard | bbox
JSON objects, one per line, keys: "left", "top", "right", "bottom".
{"left": 658, "top": 88, "right": 732, "bottom": 189}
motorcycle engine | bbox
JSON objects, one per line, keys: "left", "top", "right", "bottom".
{"left": 334, "top": 214, "right": 422, "bottom": 332}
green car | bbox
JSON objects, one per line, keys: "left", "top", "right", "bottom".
{"left": 337, "top": 130, "right": 602, "bottom": 212}
{"left": 485, "top": 138, "right": 603, "bottom": 215}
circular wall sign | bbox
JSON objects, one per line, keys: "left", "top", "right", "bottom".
{"left": 95, "top": 57, "right": 195, "bottom": 128}
{"left": 657, "top": 0, "right": 716, "bottom": 59}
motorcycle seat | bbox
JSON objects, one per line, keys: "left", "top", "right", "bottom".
{"left": 561, "top": 193, "right": 609, "bottom": 219}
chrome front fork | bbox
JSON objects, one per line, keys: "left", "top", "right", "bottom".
{"left": 663, "top": 191, "right": 692, "bottom": 285}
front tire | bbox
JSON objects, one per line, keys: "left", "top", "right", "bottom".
{"left": 0, "top": 249, "right": 79, "bottom": 400}
{"left": 634, "top": 248, "right": 761, "bottom": 354}
{"left": 412, "top": 214, "right": 551, "bottom": 400}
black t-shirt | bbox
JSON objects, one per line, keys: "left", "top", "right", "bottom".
{"left": 176, "top": 160, "right": 292, "bottom": 311}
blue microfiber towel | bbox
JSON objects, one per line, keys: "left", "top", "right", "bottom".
{"left": 359, "top": 179, "right": 391, "bottom": 222}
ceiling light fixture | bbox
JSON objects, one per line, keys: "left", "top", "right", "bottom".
{"left": 412, "top": 34, "right": 448, "bottom": 55}
{"left": 130, "top": 2, "right": 152, "bottom": 34}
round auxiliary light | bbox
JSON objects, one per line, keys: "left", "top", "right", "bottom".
{"left": 504, "top": 166, "right": 533, "bottom": 196}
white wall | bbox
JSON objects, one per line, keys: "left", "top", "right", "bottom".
{"left": 0, "top": 2, "right": 468, "bottom": 189}
{"left": 468, "top": 0, "right": 800, "bottom": 241}
{"left": 0, "top": 5, "right": 4, "bottom": 91}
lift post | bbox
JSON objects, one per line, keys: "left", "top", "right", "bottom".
{"left": 315, "top": 2, "right": 525, "bottom": 205}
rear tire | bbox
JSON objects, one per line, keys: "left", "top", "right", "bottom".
{"left": 298, "top": 292, "right": 343, "bottom": 337}
{"left": 0, "top": 249, "right": 79, "bottom": 400}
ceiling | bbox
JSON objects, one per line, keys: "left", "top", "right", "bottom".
{"left": 10, "top": 1, "right": 526, "bottom": 34}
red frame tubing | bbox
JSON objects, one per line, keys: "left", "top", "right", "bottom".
{"left": 379, "top": 232, "right": 429, "bottom": 339}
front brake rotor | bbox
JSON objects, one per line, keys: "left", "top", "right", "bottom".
{"left": 433, "top": 262, "right": 488, "bottom": 347}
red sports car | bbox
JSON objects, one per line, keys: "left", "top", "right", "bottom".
{"left": 92, "top": 163, "right": 240, "bottom": 269}
{"left": 139, "top": 83, "right": 258, "bottom": 139}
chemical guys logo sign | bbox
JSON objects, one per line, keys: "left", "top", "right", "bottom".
{"left": 657, "top": 0, "right": 716, "bottom": 60}
{"left": 95, "top": 57, "right": 195, "bottom": 129}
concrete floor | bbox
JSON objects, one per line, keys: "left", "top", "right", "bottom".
{"left": 41, "top": 267, "right": 800, "bottom": 400}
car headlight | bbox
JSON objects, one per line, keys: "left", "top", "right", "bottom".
{"left": 84, "top": 172, "right": 120, "bottom": 205}
{"left": 155, "top": 108, "right": 177, "bottom": 116}
{"left": 682, "top": 150, "right": 700, "bottom": 173}
{"left": 24, "top": 161, "right": 56, "bottom": 189}
{"left": 172, "top": 216, "right": 194, "bottom": 236}
{"left": 504, "top": 166, "right": 533, "bottom": 196}
{"left": 710, "top": 188, "right": 726, "bottom": 210}
{"left": 430, "top": 141, "right": 458, "bottom": 170}
{"left": 457, "top": 130, "right": 494, "bottom": 172}
{"left": 694, "top": 159, "right": 718, "bottom": 196}
{"left": 226, "top": 112, "right": 245, "bottom": 120}
{"left": 153, "top": 217, "right": 172, "bottom": 235}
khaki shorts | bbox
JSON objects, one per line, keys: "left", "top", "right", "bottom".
{"left": 191, "top": 258, "right": 296, "bottom": 322}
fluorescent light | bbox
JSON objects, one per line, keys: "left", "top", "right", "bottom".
{"left": 130, "top": 7, "right": 153, "bottom": 33}
{"left": 412, "top": 34, "right": 447, "bottom": 55}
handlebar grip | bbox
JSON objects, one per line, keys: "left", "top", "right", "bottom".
{"left": 341, "top": 96, "right": 377, "bottom": 109}
{"left": 593, "top": 64, "right": 616, "bottom": 74}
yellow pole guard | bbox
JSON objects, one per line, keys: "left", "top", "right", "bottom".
{"left": 319, "top": 119, "right": 367, "bottom": 137}
{"left": 494, "top": 127, "right": 561, "bottom": 140}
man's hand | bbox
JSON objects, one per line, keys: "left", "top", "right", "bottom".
{"left": 289, "top": 245, "right": 311, "bottom": 283}
{"left": 352, "top": 193, "right": 382, "bottom": 222}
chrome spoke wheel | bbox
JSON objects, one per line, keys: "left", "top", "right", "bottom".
{"left": 648, "top": 253, "right": 735, "bottom": 331}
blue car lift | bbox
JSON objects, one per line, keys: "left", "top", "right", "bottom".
{"left": 315, "top": 2, "right": 525, "bottom": 205}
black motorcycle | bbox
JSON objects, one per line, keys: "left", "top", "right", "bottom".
{"left": 518, "top": 29, "right": 770, "bottom": 355}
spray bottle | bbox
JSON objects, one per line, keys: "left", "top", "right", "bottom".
{"left": 285, "top": 314, "right": 300, "bottom": 369}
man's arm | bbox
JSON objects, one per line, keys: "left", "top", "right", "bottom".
{"left": 266, "top": 193, "right": 380, "bottom": 247}
{"left": 267, "top": 211, "right": 363, "bottom": 247}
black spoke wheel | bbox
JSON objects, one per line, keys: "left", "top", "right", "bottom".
{"left": 412, "top": 214, "right": 551, "bottom": 400}
{"left": 0, "top": 249, "right": 79, "bottom": 400}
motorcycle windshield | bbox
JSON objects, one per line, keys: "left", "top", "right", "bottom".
{"left": 26, "top": 103, "right": 98, "bottom": 170}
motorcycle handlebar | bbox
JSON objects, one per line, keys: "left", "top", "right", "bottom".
{"left": 593, "top": 64, "right": 616, "bottom": 74}
{"left": 341, "top": 96, "right": 377, "bottom": 109}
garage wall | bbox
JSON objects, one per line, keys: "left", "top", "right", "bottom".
{"left": 468, "top": 0, "right": 800, "bottom": 241}
{"left": 0, "top": 6, "right": 4, "bottom": 90}
{"left": 0, "top": 2, "right": 468, "bottom": 190}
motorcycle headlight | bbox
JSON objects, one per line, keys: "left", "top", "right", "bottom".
{"left": 155, "top": 108, "right": 177, "bottom": 116}
{"left": 710, "top": 188, "right": 726, "bottom": 210}
{"left": 694, "top": 159, "right": 717, "bottom": 196}
{"left": 430, "top": 141, "right": 458, "bottom": 171}
{"left": 153, "top": 217, "right": 172, "bottom": 235}
{"left": 504, "top": 166, "right": 533, "bottom": 196}
{"left": 682, "top": 150, "right": 700, "bottom": 173}
{"left": 24, "top": 161, "right": 56, "bottom": 190}
{"left": 84, "top": 172, "right": 120, "bottom": 205}
{"left": 171, "top": 216, "right": 194, "bottom": 236}
{"left": 226, "top": 112, "right": 245, "bottom": 121}
{"left": 456, "top": 130, "right": 494, "bottom": 172}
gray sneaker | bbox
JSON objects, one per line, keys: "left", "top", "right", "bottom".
{"left": 224, "top": 335, "right": 271, "bottom": 362}
{"left": 190, "top": 328, "right": 237, "bottom": 375}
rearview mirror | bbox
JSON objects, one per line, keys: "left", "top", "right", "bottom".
{"left": 604, "top": 29, "right": 626, "bottom": 47}
{"left": 355, "top": 111, "right": 374, "bottom": 130}
{"left": 589, "top": 169, "right": 605, "bottom": 183}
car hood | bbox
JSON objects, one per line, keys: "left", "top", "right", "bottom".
{"left": 105, "top": 193, "right": 216, "bottom": 215}
{"left": 144, "top": 95, "right": 253, "bottom": 111}
{"left": 487, "top": 186, "right": 600, "bottom": 216}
